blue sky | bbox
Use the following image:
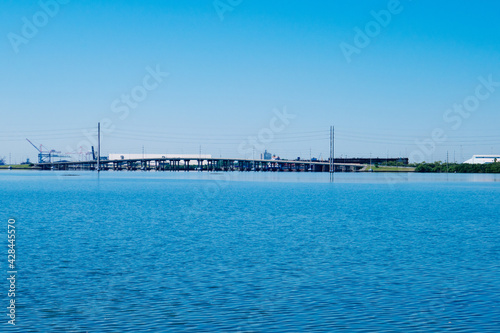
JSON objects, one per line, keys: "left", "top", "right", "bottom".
{"left": 1, "top": 0, "right": 500, "bottom": 163}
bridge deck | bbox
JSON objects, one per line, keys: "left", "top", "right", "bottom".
{"left": 35, "top": 157, "right": 365, "bottom": 172}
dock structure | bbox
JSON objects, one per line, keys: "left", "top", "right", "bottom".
{"left": 34, "top": 157, "right": 365, "bottom": 172}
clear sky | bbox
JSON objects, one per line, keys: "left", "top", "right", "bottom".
{"left": 1, "top": 0, "right": 500, "bottom": 163}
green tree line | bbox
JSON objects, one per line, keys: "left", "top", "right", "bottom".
{"left": 414, "top": 161, "right": 500, "bottom": 173}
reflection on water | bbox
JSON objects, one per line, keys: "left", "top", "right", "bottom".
{"left": 2, "top": 169, "right": 499, "bottom": 184}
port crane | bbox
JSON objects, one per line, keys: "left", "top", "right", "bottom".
{"left": 26, "top": 139, "right": 69, "bottom": 163}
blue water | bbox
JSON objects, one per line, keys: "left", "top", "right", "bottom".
{"left": 1, "top": 171, "right": 499, "bottom": 332}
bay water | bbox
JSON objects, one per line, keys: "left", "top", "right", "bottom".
{"left": 1, "top": 171, "right": 499, "bottom": 332}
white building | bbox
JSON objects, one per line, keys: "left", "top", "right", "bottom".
{"left": 108, "top": 154, "right": 212, "bottom": 160}
{"left": 463, "top": 155, "right": 500, "bottom": 164}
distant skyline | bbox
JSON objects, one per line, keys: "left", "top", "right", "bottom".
{"left": 1, "top": 0, "right": 500, "bottom": 163}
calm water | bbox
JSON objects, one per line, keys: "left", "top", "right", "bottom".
{"left": 1, "top": 171, "right": 499, "bottom": 332}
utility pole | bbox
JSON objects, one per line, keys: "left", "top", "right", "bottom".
{"left": 447, "top": 151, "right": 449, "bottom": 173}
{"left": 252, "top": 147, "right": 255, "bottom": 170}
{"left": 97, "top": 122, "right": 101, "bottom": 172}
{"left": 330, "top": 126, "right": 334, "bottom": 175}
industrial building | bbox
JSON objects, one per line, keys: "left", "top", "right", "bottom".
{"left": 261, "top": 150, "right": 272, "bottom": 160}
{"left": 463, "top": 155, "right": 500, "bottom": 164}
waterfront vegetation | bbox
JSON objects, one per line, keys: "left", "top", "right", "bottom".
{"left": 414, "top": 161, "right": 500, "bottom": 173}
{"left": 366, "top": 160, "right": 500, "bottom": 173}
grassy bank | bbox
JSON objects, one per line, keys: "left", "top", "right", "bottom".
{"left": 373, "top": 166, "right": 415, "bottom": 172}
{"left": 362, "top": 165, "right": 415, "bottom": 172}
{"left": 0, "top": 164, "right": 35, "bottom": 169}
